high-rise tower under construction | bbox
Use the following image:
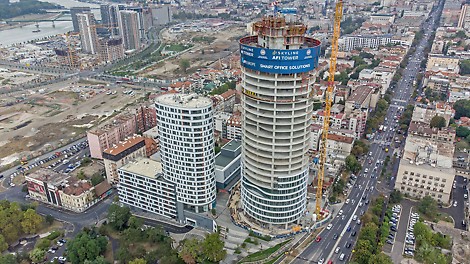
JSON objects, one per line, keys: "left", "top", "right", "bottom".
{"left": 239, "top": 14, "right": 321, "bottom": 228}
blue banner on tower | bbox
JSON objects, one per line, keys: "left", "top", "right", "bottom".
{"left": 239, "top": 44, "right": 321, "bottom": 74}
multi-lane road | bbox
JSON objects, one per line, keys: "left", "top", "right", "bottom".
{"left": 292, "top": 1, "right": 444, "bottom": 263}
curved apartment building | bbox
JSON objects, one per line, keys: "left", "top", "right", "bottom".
{"left": 239, "top": 15, "right": 321, "bottom": 228}
{"left": 155, "top": 93, "right": 216, "bottom": 213}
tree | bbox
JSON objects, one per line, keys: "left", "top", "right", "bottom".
{"left": 376, "top": 99, "right": 389, "bottom": 113}
{"left": 417, "top": 196, "right": 437, "bottom": 220}
{"left": 430, "top": 115, "right": 446, "bottom": 128}
{"left": 368, "top": 253, "right": 393, "bottom": 264}
{"left": 129, "top": 259, "right": 147, "bottom": 264}
{"left": 353, "top": 239, "right": 373, "bottom": 264}
{"left": 91, "top": 174, "right": 105, "bottom": 186}
{"left": 84, "top": 256, "right": 108, "bottom": 264}
{"left": 21, "top": 208, "right": 43, "bottom": 234}
{"left": 456, "top": 126, "right": 470, "bottom": 138}
{"left": 107, "top": 204, "right": 131, "bottom": 231}
{"left": 389, "top": 190, "right": 402, "bottom": 204}
{"left": 29, "top": 248, "right": 46, "bottom": 263}
{"left": 345, "top": 155, "right": 362, "bottom": 174}
{"left": 460, "top": 59, "right": 470, "bottom": 75}
{"left": 146, "top": 226, "right": 167, "bottom": 243}
{"left": 179, "top": 238, "right": 201, "bottom": 264}
{"left": 201, "top": 233, "right": 226, "bottom": 263}
{"left": 358, "top": 222, "right": 378, "bottom": 246}
{"left": 0, "top": 234, "right": 7, "bottom": 252}
{"left": 117, "top": 247, "right": 133, "bottom": 264}
{"left": 454, "top": 99, "right": 470, "bottom": 119}
{"left": 45, "top": 214, "right": 55, "bottom": 225}
{"left": 66, "top": 231, "right": 108, "bottom": 264}
{"left": 128, "top": 216, "right": 143, "bottom": 229}
{"left": 77, "top": 169, "right": 86, "bottom": 180}
{"left": 0, "top": 254, "right": 16, "bottom": 264}
{"left": 179, "top": 59, "right": 190, "bottom": 73}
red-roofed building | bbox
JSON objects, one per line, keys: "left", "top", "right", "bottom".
{"left": 220, "top": 89, "right": 236, "bottom": 112}
{"left": 102, "top": 136, "right": 147, "bottom": 184}
{"left": 60, "top": 179, "right": 95, "bottom": 212}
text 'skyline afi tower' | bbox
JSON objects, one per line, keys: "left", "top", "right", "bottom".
{"left": 239, "top": 11, "right": 321, "bottom": 228}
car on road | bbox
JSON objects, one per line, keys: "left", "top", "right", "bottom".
{"left": 338, "top": 210, "right": 343, "bottom": 215}
{"left": 352, "top": 215, "right": 357, "bottom": 221}
{"left": 346, "top": 243, "right": 352, "bottom": 248}
{"left": 333, "top": 234, "right": 338, "bottom": 240}
{"left": 364, "top": 168, "right": 369, "bottom": 173}
{"left": 327, "top": 224, "right": 333, "bottom": 230}
{"left": 316, "top": 236, "right": 321, "bottom": 242}
{"left": 339, "top": 253, "right": 345, "bottom": 261}
{"left": 345, "top": 199, "right": 350, "bottom": 204}
{"left": 453, "top": 201, "right": 458, "bottom": 207}
{"left": 347, "top": 226, "right": 351, "bottom": 232}
{"left": 351, "top": 231, "right": 357, "bottom": 237}
{"left": 318, "top": 258, "right": 324, "bottom": 264}
{"left": 335, "top": 246, "right": 341, "bottom": 253}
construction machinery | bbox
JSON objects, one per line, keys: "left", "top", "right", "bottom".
{"left": 315, "top": 0, "right": 344, "bottom": 216}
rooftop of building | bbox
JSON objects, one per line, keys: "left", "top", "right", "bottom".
{"left": 103, "top": 136, "right": 145, "bottom": 155}
{"left": 215, "top": 140, "right": 241, "bottom": 168}
{"left": 220, "top": 89, "right": 236, "bottom": 100}
{"left": 119, "top": 157, "right": 162, "bottom": 178}
{"left": 88, "top": 113, "right": 135, "bottom": 135}
{"left": 62, "top": 179, "right": 93, "bottom": 196}
{"left": 402, "top": 134, "right": 454, "bottom": 169}
{"left": 143, "top": 126, "right": 159, "bottom": 138}
{"left": 347, "top": 86, "right": 374, "bottom": 104}
{"left": 94, "top": 181, "right": 112, "bottom": 197}
{"left": 27, "top": 168, "right": 70, "bottom": 186}
{"left": 155, "top": 93, "right": 212, "bottom": 109}
{"left": 222, "top": 139, "right": 241, "bottom": 152}
{"left": 226, "top": 114, "right": 241, "bottom": 127}
{"left": 327, "top": 133, "right": 354, "bottom": 144}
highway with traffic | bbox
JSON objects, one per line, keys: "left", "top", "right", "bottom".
{"left": 292, "top": 0, "right": 443, "bottom": 263}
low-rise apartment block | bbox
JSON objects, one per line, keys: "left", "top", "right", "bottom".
{"left": 118, "top": 157, "right": 177, "bottom": 219}
{"left": 103, "top": 136, "right": 147, "bottom": 184}
{"left": 87, "top": 114, "right": 138, "bottom": 159}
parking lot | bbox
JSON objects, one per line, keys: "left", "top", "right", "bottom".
{"left": 6, "top": 141, "right": 89, "bottom": 187}
{"left": 46, "top": 238, "right": 68, "bottom": 263}
{"left": 386, "top": 200, "right": 414, "bottom": 263}
{"left": 442, "top": 175, "right": 468, "bottom": 230}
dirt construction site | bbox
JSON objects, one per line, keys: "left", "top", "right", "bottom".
{"left": 0, "top": 80, "right": 145, "bottom": 167}
{"left": 141, "top": 24, "right": 245, "bottom": 78}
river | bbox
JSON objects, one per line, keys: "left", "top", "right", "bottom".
{"left": 0, "top": 0, "right": 100, "bottom": 46}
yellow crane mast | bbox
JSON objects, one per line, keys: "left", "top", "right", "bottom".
{"left": 315, "top": 0, "right": 344, "bottom": 216}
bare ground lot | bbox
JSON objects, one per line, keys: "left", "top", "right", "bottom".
{"left": 0, "top": 81, "right": 144, "bottom": 166}
{"left": 142, "top": 25, "right": 245, "bottom": 79}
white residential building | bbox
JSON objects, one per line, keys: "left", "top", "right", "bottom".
{"left": 118, "top": 158, "right": 177, "bottom": 218}
{"left": 155, "top": 93, "right": 216, "bottom": 214}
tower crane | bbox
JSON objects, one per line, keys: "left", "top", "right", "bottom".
{"left": 315, "top": 0, "right": 344, "bottom": 216}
